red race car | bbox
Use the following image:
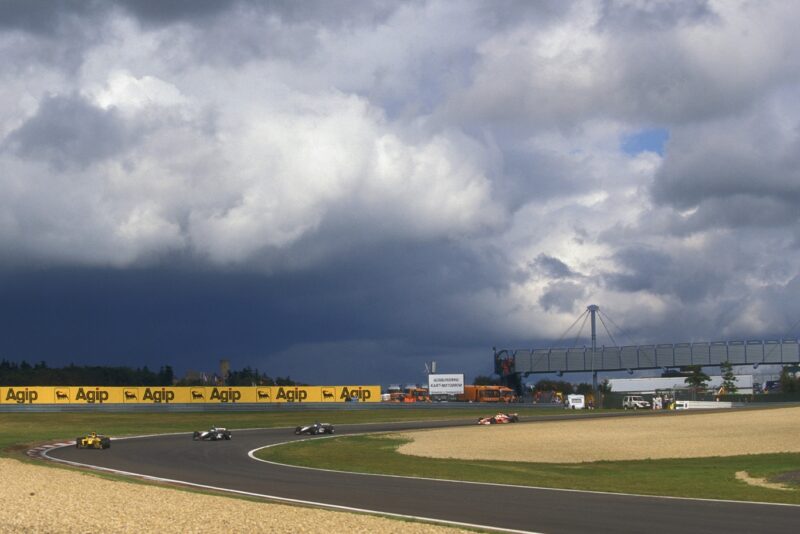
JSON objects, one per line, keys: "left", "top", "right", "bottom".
{"left": 477, "top": 412, "right": 519, "bottom": 425}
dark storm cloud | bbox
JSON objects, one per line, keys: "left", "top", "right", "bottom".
{"left": 105, "top": 1, "right": 409, "bottom": 73}
{"left": 115, "top": 0, "right": 238, "bottom": 25}
{"left": 116, "top": 0, "right": 399, "bottom": 27}
{"left": 604, "top": 246, "right": 671, "bottom": 293}
{"left": 495, "top": 145, "right": 590, "bottom": 209}
{"left": 539, "top": 281, "right": 586, "bottom": 314}
{"left": 4, "top": 94, "right": 134, "bottom": 170}
{"left": 652, "top": 124, "right": 800, "bottom": 211}
{"left": 647, "top": 112, "right": 800, "bottom": 254}
{"left": 245, "top": 0, "right": 400, "bottom": 27}
{"left": 114, "top": 0, "right": 567, "bottom": 31}
{"left": 0, "top": 0, "right": 403, "bottom": 76}
{"left": 111, "top": 0, "right": 402, "bottom": 68}
{"left": 0, "top": 0, "right": 399, "bottom": 30}
{"left": 604, "top": 245, "right": 725, "bottom": 303}
{"left": 0, "top": 1, "right": 109, "bottom": 73}
{"left": 667, "top": 196, "right": 800, "bottom": 236}
{"left": 0, "top": 238, "right": 513, "bottom": 383}
{"left": 0, "top": 0, "right": 101, "bottom": 33}
{"left": 533, "top": 254, "right": 578, "bottom": 279}
{"left": 268, "top": 238, "right": 512, "bottom": 345}
{"left": 596, "top": 0, "right": 715, "bottom": 31}
{"left": 0, "top": 0, "right": 233, "bottom": 31}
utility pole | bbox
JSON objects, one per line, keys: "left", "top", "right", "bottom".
{"left": 588, "top": 304, "right": 599, "bottom": 407}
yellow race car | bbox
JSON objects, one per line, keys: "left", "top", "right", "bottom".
{"left": 76, "top": 432, "right": 111, "bottom": 449}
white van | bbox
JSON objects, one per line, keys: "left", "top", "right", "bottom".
{"left": 566, "top": 394, "right": 585, "bottom": 409}
{"left": 622, "top": 395, "right": 650, "bottom": 410}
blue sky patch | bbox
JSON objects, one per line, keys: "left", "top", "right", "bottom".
{"left": 621, "top": 128, "right": 669, "bottom": 156}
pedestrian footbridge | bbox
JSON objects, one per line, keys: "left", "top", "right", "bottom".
{"left": 495, "top": 339, "right": 800, "bottom": 375}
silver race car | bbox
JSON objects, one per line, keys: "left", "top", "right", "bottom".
{"left": 193, "top": 426, "right": 232, "bottom": 441}
{"left": 294, "top": 422, "right": 335, "bottom": 435}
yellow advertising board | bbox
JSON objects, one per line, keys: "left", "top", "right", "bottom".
{"left": 330, "top": 385, "right": 380, "bottom": 402}
{"left": 0, "top": 385, "right": 381, "bottom": 404}
{"left": 1, "top": 386, "right": 53, "bottom": 404}
{"left": 1, "top": 386, "right": 126, "bottom": 404}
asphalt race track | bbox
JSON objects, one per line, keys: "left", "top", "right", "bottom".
{"left": 45, "top": 418, "right": 800, "bottom": 534}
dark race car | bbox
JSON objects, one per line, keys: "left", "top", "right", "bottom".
{"left": 192, "top": 426, "right": 232, "bottom": 441}
{"left": 477, "top": 413, "right": 519, "bottom": 425}
{"left": 294, "top": 422, "right": 335, "bottom": 435}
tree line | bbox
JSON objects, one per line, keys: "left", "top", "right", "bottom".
{"left": 479, "top": 363, "right": 800, "bottom": 396}
{"left": 779, "top": 366, "right": 800, "bottom": 393}
{"left": 180, "top": 366, "right": 300, "bottom": 387}
{"left": 473, "top": 374, "right": 609, "bottom": 395}
{"left": 0, "top": 360, "right": 299, "bottom": 387}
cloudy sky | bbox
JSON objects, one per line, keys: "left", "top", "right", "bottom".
{"left": 1, "top": 0, "right": 799, "bottom": 385}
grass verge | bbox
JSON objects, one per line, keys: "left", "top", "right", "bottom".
{"left": 0, "top": 407, "right": 567, "bottom": 456}
{"left": 255, "top": 434, "right": 800, "bottom": 505}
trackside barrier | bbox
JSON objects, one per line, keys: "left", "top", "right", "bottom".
{"left": 673, "top": 400, "right": 733, "bottom": 410}
{"left": 0, "top": 385, "right": 380, "bottom": 405}
{"left": 0, "top": 401, "right": 570, "bottom": 412}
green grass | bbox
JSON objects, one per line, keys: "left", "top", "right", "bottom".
{"left": 255, "top": 434, "right": 800, "bottom": 505}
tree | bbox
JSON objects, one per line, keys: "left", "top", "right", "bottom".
{"left": 599, "top": 378, "right": 612, "bottom": 393}
{"left": 684, "top": 365, "right": 710, "bottom": 400}
{"left": 227, "top": 366, "right": 272, "bottom": 386}
{"left": 175, "top": 375, "right": 205, "bottom": 386}
{"left": 158, "top": 365, "right": 175, "bottom": 386}
{"left": 779, "top": 367, "right": 799, "bottom": 393}
{"left": 275, "top": 376, "right": 300, "bottom": 386}
{"left": 533, "top": 379, "right": 573, "bottom": 396}
{"left": 473, "top": 375, "right": 501, "bottom": 386}
{"left": 720, "top": 361, "right": 737, "bottom": 394}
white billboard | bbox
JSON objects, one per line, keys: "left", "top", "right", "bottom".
{"left": 428, "top": 373, "right": 465, "bottom": 395}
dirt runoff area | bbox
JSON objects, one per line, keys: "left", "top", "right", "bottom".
{"left": 395, "top": 407, "right": 800, "bottom": 463}
{"left": 0, "top": 458, "right": 468, "bottom": 533}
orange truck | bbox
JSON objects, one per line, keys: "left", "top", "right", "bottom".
{"left": 456, "top": 385, "right": 517, "bottom": 403}
{"left": 388, "top": 386, "right": 431, "bottom": 403}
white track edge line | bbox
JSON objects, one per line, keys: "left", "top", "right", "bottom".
{"left": 40, "top": 443, "right": 535, "bottom": 534}
{"left": 248, "top": 434, "right": 800, "bottom": 509}
{"left": 38, "top": 420, "right": 800, "bottom": 534}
